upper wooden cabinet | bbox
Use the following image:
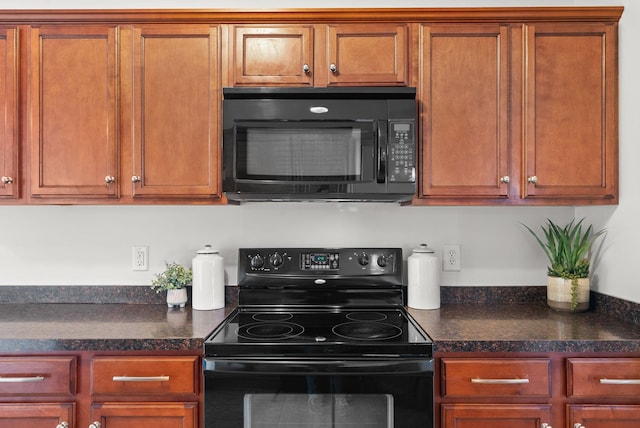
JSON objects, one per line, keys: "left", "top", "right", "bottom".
{"left": 0, "top": 27, "right": 18, "bottom": 199}
{"left": 522, "top": 22, "right": 618, "bottom": 203}
{"left": 28, "top": 25, "right": 119, "bottom": 201}
{"left": 419, "top": 24, "right": 510, "bottom": 201}
{"left": 416, "top": 19, "right": 619, "bottom": 206}
{"left": 121, "top": 25, "right": 221, "bottom": 201}
{"left": 228, "top": 24, "right": 409, "bottom": 87}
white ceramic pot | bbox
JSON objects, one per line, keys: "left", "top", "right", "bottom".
{"left": 407, "top": 244, "right": 440, "bottom": 310}
{"left": 547, "top": 276, "right": 589, "bottom": 312}
{"left": 192, "top": 245, "right": 225, "bottom": 310}
{"left": 166, "top": 288, "right": 188, "bottom": 308}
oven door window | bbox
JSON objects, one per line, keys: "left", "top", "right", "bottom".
{"left": 205, "top": 371, "right": 432, "bottom": 428}
{"left": 234, "top": 121, "right": 376, "bottom": 182}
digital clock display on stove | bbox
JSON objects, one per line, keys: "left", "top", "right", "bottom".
{"left": 301, "top": 252, "right": 339, "bottom": 270}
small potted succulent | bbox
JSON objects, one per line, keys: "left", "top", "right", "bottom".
{"left": 151, "top": 261, "right": 193, "bottom": 308}
{"left": 523, "top": 218, "right": 605, "bottom": 312}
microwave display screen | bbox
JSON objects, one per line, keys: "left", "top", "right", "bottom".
{"left": 236, "top": 122, "right": 374, "bottom": 181}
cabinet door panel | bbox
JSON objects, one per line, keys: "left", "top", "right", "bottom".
{"left": 420, "top": 25, "right": 509, "bottom": 199}
{"left": 570, "top": 405, "right": 640, "bottom": 428}
{"left": 0, "top": 403, "right": 74, "bottom": 428}
{"left": 442, "top": 404, "right": 551, "bottom": 428}
{"left": 0, "top": 27, "right": 18, "bottom": 199}
{"left": 232, "top": 26, "right": 314, "bottom": 86}
{"left": 523, "top": 23, "right": 617, "bottom": 201}
{"left": 91, "top": 402, "right": 197, "bottom": 428}
{"left": 29, "top": 26, "right": 118, "bottom": 199}
{"left": 130, "top": 26, "right": 220, "bottom": 199}
{"left": 327, "top": 24, "right": 407, "bottom": 86}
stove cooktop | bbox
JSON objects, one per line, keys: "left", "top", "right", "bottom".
{"left": 204, "top": 308, "right": 432, "bottom": 358}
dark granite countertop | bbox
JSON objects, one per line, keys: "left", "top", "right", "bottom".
{"left": 409, "top": 302, "right": 640, "bottom": 353}
{"left": 0, "top": 303, "right": 231, "bottom": 352}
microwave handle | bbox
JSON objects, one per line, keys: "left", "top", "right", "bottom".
{"left": 377, "top": 121, "right": 388, "bottom": 183}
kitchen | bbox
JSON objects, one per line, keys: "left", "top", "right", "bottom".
{"left": 0, "top": 0, "right": 638, "bottom": 427}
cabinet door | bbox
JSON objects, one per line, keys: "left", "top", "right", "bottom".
{"left": 91, "top": 402, "right": 197, "bottom": 428}
{"left": 327, "top": 24, "right": 408, "bottom": 86}
{"left": 570, "top": 405, "right": 640, "bottom": 428}
{"left": 28, "top": 26, "right": 118, "bottom": 200}
{"left": 126, "top": 25, "right": 221, "bottom": 199}
{"left": 523, "top": 23, "right": 617, "bottom": 202}
{"left": 442, "top": 404, "right": 552, "bottom": 428}
{"left": 0, "top": 27, "right": 18, "bottom": 199}
{"left": 231, "top": 25, "right": 314, "bottom": 86}
{"left": 0, "top": 403, "right": 74, "bottom": 428}
{"left": 419, "top": 24, "right": 510, "bottom": 200}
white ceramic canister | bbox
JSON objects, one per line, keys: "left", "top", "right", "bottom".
{"left": 407, "top": 244, "right": 441, "bottom": 310}
{"left": 192, "top": 245, "right": 225, "bottom": 310}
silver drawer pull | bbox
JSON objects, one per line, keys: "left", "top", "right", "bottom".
{"left": 600, "top": 378, "right": 640, "bottom": 385}
{"left": 0, "top": 375, "right": 45, "bottom": 383}
{"left": 112, "top": 375, "right": 169, "bottom": 382}
{"left": 471, "top": 378, "right": 529, "bottom": 384}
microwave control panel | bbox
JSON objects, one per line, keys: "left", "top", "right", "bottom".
{"left": 387, "top": 121, "right": 416, "bottom": 183}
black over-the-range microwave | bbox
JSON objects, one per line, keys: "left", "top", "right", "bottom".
{"left": 222, "top": 87, "right": 417, "bottom": 203}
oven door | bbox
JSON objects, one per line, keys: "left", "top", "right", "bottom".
{"left": 203, "top": 357, "right": 433, "bottom": 428}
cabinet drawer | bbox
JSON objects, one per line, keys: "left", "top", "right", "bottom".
{"left": 568, "top": 358, "right": 640, "bottom": 398}
{"left": 441, "top": 358, "right": 551, "bottom": 398}
{"left": 91, "top": 356, "right": 199, "bottom": 395}
{"left": 0, "top": 356, "right": 76, "bottom": 395}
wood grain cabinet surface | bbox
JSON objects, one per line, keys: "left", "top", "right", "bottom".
{"left": 0, "top": 356, "right": 77, "bottom": 428}
{"left": 0, "top": 27, "right": 18, "bottom": 200}
{"left": 228, "top": 23, "right": 408, "bottom": 87}
{"left": 28, "top": 25, "right": 119, "bottom": 202}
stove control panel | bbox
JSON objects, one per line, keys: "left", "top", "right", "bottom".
{"left": 239, "top": 248, "right": 403, "bottom": 286}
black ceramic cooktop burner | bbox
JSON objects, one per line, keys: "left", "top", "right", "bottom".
{"left": 236, "top": 312, "right": 305, "bottom": 341}
{"left": 333, "top": 321, "right": 402, "bottom": 341}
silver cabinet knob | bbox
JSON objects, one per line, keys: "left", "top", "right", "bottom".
{"left": 541, "top": 424, "right": 553, "bottom": 428}
{"left": 527, "top": 175, "right": 538, "bottom": 184}
{"left": 500, "top": 176, "right": 510, "bottom": 183}
{"left": 1, "top": 176, "right": 14, "bottom": 184}
{"left": 131, "top": 176, "right": 141, "bottom": 183}
{"left": 89, "top": 422, "right": 102, "bottom": 428}
{"left": 329, "top": 63, "right": 337, "bottom": 73}
{"left": 574, "top": 424, "right": 585, "bottom": 428}
{"left": 104, "top": 175, "right": 115, "bottom": 184}
{"left": 302, "top": 64, "right": 310, "bottom": 74}
{"left": 56, "top": 423, "right": 69, "bottom": 428}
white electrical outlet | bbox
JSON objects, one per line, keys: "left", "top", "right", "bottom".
{"left": 442, "top": 244, "right": 461, "bottom": 271}
{"left": 132, "top": 246, "right": 149, "bottom": 271}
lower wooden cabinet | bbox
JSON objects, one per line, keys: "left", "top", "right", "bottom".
{"left": 569, "top": 405, "right": 640, "bottom": 428}
{"left": 0, "top": 353, "right": 201, "bottom": 428}
{"left": 442, "top": 404, "right": 551, "bottom": 428}
{"left": 91, "top": 402, "right": 197, "bottom": 428}
{"left": 0, "top": 403, "right": 74, "bottom": 428}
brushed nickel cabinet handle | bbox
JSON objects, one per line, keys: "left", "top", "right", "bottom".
{"left": 0, "top": 375, "right": 45, "bottom": 382}
{"left": 500, "top": 176, "right": 510, "bottom": 183}
{"left": 541, "top": 423, "right": 553, "bottom": 428}
{"left": 574, "top": 424, "right": 585, "bottom": 428}
{"left": 329, "top": 63, "right": 337, "bottom": 73}
{"left": 131, "top": 175, "right": 141, "bottom": 183}
{"left": 527, "top": 175, "right": 538, "bottom": 184}
{"left": 56, "top": 422, "right": 69, "bottom": 428}
{"left": 600, "top": 378, "right": 640, "bottom": 385}
{"left": 303, "top": 64, "right": 310, "bottom": 73}
{"left": 104, "top": 175, "right": 115, "bottom": 184}
{"left": 89, "top": 422, "right": 101, "bottom": 428}
{"left": 112, "top": 375, "right": 170, "bottom": 382}
{"left": 471, "top": 378, "right": 529, "bottom": 384}
{"left": 1, "top": 176, "right": 13, "bottom": 184}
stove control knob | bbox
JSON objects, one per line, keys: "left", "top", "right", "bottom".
{"left": 377, "top": 255, "right": 388, "bottom": 267}
{"left": 269, "top": 253, "right": 283, "bottom": 267}
{"left": 357, "top": 253, "right": 370, "bottom": 266}
{"left": 250, "top": 255, "right": 264, "bottom": 269}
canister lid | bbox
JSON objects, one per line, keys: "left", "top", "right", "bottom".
{"left": 412, "top": 243, "right": 435, "bottom": 253}
{"left": 197, "top": 244, "right": 219, "bottom": 254}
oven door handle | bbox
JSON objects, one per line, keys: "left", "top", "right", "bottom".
{"left": 204, "top": 358, "right": 433, "bottom": 375}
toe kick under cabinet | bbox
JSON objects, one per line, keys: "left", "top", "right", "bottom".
{"left": 0, "top": 353, "right": 200, "bottom": 428}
